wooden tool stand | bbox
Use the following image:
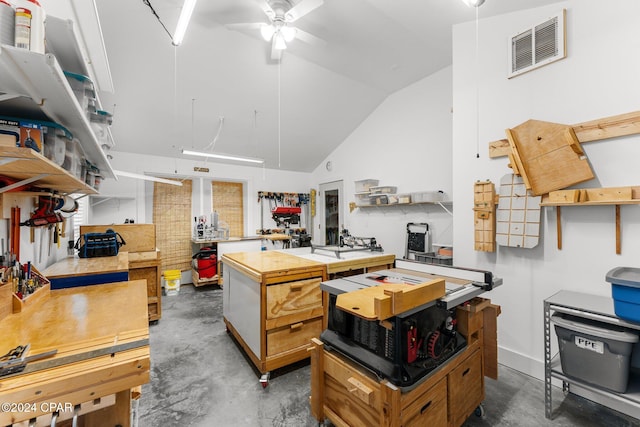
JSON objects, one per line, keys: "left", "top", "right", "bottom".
{"left": 309, "top": 298, "right": 500, "bottom": 427}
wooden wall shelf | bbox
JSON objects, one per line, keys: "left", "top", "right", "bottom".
{"left": 0, "top": 146, "right": 97, "bottom": 194}
{"left": 540, "top": 186, "right": 640, "bottom": 254}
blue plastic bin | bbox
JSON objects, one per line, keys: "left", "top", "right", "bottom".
{"left": 606, "top": 267, "right": 640, "bottom": 323}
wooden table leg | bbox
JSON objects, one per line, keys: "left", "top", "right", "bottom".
{"left": 309, "top": 338, "right": 325, "bottom": 422}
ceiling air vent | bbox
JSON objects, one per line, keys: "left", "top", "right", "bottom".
{"left": 508, "top": 10, "right": 566, "bottom": 78}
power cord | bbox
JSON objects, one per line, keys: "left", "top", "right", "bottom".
{"left": 142, "top": 0, "right": 174, "bottom": 43}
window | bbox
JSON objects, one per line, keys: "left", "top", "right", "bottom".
{"left": 72, "top": 194, "right": 89, "bottom": 243}
{"left": 212, "top": 181, "right": 244, "bottom": 237}
{"left": 153, "top": 179, "right": 193, "bottom": 272}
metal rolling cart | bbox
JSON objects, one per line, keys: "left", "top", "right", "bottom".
{"left": 544, "top": 290, "right": 640, "bottom": 419}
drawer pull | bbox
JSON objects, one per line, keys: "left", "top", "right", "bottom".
{"left": 347, "top": 377, "right": 374, "bottom": 405}
{"left": 290, "top": 283, "right": 304, "bottom": 291}
{"left": 290, "top": 322, "right": 304, "bottom": 330}
{"left": 420, "top": 400, "right": 433, "bottom": 414}
{"left": 462, "top": 367, "right": 471, "bottom": 377}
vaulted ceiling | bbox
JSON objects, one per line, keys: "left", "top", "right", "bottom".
{"left": 96, "top": 0, "right": 562, "bottom": 172}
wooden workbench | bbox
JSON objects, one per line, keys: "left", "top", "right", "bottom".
{"left": 80, "top": 224, "right": 162, "bottom": 321}
{"left": 42, "top": 252, "right": 129, "bottom": 289}
{"left": 222, "top": 251, "right": 326, "bottom": 384}
{"left": 0, "top": 280, "right": 150, "bottom": 426}
{"left": 221, "top": 250, "right": 397, "bottom": 386}
{"left": 278, "top": 247, "right": 395, "bottom": 278}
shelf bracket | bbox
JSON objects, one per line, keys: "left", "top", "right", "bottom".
{"left": 437, "top": 201, "right": 453, "bottom": 216}
{"left": 0, "top": 157, "right": 22, "bottom": 167}
{"left": 615, "top": 204, "right": 621, "bottom": 255}
{"left": 0, "top": 173, "right": 49, "bottom": 194}
{"left": 0, "top": 93, "right": 20, "bottom": 102}
{"left": 556, "top": 206, "right": 562, "bottom": 250}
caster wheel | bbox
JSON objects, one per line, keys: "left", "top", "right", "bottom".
{"left": 474, "top": 404, "right": 485, "bottom": 418}
{"left": 259, "top": 372, "right": 270, "bottom": 389}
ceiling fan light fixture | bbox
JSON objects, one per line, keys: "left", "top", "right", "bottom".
{"left": 462, "top": 0, "right": 485, "bottom": 7}
{"left": 274, "top": 32, "right": 287, "bottom": 50}
{"left": 260, "top": 23, "right": 275, "bottom": 41}
{"left": 281, "top": 25, "right": 296, "bottom": 42}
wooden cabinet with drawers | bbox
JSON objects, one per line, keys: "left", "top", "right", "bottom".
{"left": 221, "top": 251, "right": 326, "bottom": 382}
{"left": 309, "top": 298, "right": 500, "bottom": 427}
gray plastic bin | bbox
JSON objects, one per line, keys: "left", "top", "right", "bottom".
{"left": 551, "top": 312, "right": 638, "bottom": 393}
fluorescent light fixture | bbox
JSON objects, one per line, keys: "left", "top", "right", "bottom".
{"left": 462, "top": 0, "right": 485, "bottom": 7}
{"left": 182, "top": 149, "right": 264, "bottom": 164}
{"left": 114, "top": 170, "right": 183, "bottom": 186}
{"left": 173, "top": 0, "right": 198, "bottom": 46}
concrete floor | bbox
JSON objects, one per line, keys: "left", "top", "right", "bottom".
{"left": 138, "top": 284, "right": 640, "bottom": 426}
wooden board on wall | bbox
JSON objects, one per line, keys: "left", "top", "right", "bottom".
{"left": 80, "top": 224, "right": 156, "bottom": 252}
{"left": 505, "top": 120, "right": 594, "bottom": 195}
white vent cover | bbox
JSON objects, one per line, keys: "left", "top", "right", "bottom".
{"left": 508, "top": 10, "right": 566, "bottom": 78}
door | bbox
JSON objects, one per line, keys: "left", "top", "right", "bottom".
{"left": 317, "top": 181, "right": 343, "bottom": 246}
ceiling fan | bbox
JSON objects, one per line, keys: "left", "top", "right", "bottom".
{"left": 227, "top": 0, "right": 325, "bottom": 60}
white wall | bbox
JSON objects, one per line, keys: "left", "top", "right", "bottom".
{"left": 92, "top": 151, "right": 311, "bottom": 235}
{"left": 452, "top": 0, "right": 640, "bottom": 379}
{"left": 310, "top": 66, "right": 454, "bottom": 258}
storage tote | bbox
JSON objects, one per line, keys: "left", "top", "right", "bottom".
{"left": 551, "top": 312, "right": 638, "bottom": 392}
{"left": 606, "top": 267, "right": 640, "bottom": 323}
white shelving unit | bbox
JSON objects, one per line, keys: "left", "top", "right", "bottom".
{"left": 544, "top": 290, "right": 640, "bottom": 419}
{"left": 0, "top": 44, "right": 114, "bottom": 180}
{"left": 353, "top": 200, "right": 453, "bottom": 215}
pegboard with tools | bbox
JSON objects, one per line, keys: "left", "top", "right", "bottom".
{"left": 257, "top": 191, "right": 311, "bottom": 237}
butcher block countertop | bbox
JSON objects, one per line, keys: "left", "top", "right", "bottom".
{"left": 221, "top": 251, "right": 325, "bottom": 284}
{"left": 0, "top": 280, "right": 150, "bottom": 425}
{"left": 42, "top": 252, "right": 129, "bottom": 279}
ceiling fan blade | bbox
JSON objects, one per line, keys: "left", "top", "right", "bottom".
{"left": 271, "top": 37, "right": 283, "bottom": 61}
{"left": 255, "top": 0, "right": 275, "bottom": 19}
{"left": 226, "top": 22, "right": 264, "bottom": 31}
{"left": 284, "top": 0, "right": 324, "bottom": 22}
{"left": 294, "top": 28, "right": 326, "bottom": 47}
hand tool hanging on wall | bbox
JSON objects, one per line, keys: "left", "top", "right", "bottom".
{"left": 10, "top": 206, "right": 20, "bottom": 261}
{"left": 20, "top": 195, "right": 63, "bottom": 227}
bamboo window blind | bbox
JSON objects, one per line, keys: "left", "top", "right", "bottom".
{"left": 212, "top": 181, "right": 244, "bottom": 237}
{"left": 153, "top": 179, "right": 192, "bottom": 272}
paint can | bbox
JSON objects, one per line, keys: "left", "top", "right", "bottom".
{"left": 0, "top": 0, "right": 14, "bottom": 47}
{"left": 14, "top": 7, "right": 30, "bottom": 50}
{"left": 13, "top": 0, "right": 44, "bottom": 54}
